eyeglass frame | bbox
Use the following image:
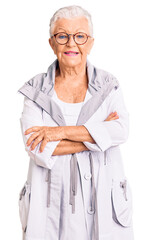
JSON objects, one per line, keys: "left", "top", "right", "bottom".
{"left": 51, "top": 32, "right": 92, "bottom": 45}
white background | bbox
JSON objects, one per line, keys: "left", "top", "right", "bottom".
{"left": 0, "top": 0, "right": 151, "bottom": 239}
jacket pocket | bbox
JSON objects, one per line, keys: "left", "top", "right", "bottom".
{"left": 111, "top": 178, "right": 133, "bottom": 227}
{"left": 18, "top": 181, "right": 31, "bottom": 232}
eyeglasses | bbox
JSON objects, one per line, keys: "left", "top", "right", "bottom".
{"left": 51, "top": 32, "right": 91, "bottom": 45}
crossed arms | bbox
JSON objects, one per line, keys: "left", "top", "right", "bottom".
{"left": 24, "top": 113, "right": 118, "bottom": 156}
{"left": 20, "top": 87, "right": 129, "bottom": 169}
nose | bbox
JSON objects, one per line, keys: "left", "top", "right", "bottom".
{"left": 66, "top": 34, "right": 76, "bottom": 46}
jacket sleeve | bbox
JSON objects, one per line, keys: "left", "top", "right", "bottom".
{"left": 82, "top": 86, "right": 129, "bottom": 152}
{"left": 20, "top": 96, "right": 61, "bottom": 169}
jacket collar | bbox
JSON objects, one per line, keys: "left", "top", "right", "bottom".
{"left": 36, "top": 58, "right": 103, "bottom": 96}
{"left": 18, "top": 58, "right": 119, "bottom": 126}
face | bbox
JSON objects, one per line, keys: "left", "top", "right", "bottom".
{"left": 48, "top": 17, "right": 94, "bottom": 68}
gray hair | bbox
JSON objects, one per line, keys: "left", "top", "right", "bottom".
{"left": 49, "top": 5, "right": 93, "bottom": 37}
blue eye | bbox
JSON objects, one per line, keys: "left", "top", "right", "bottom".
{"left": 58, "top": 35, "right": 67, "bottom": 39}
{"left": 77, "top": 34, "right": 84, "bottom": 39}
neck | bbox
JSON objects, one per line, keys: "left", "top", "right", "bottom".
{"left": 56, "top": 61, "right": 87, "bottom": 87}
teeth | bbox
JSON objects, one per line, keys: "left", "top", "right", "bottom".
{"left": 65, "top": 52, "right": 78, "bottom": 54}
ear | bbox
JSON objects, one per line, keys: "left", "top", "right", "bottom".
{"left": 48, "top": 38, "right": 53, "bottom": 48}
{"left": 87, "top": 37, "right": 94, "bottom": 55}
{"left": 48, "top": 38, "right": 56, "bottom": 55}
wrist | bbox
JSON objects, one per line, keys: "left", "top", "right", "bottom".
{"left": 60, "top": 126, "right": 67, "bottom": 140}
{"left": 63, "top": 126, "right": 74, "bottom": 140}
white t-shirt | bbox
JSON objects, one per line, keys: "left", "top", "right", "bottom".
{"left": 52, "top": 89, "right": 92, "bottom": 126}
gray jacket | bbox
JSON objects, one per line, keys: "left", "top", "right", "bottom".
{"left": 18, "top": 59, "right": 134, "bottom": 240}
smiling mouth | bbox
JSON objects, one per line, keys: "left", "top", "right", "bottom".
{"left": 64, "top": 51, "right": 79, "bottom": 56}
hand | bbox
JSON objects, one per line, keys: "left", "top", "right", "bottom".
{"left": 24, "top": 112, "right": 119, "bottom": 153}
{"left": 104, "top": 111, "right": 119, "bottom": 121}
{"left": 24, "top": 126, "right": 64, "bottom": 152}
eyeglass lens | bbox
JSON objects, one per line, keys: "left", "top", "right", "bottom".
{"left": 55, "top": 33, "right": 88, "bottom": 44}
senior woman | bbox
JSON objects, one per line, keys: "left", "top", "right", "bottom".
{"left": 18, "top": 5, "right": 134, "bottom": 240}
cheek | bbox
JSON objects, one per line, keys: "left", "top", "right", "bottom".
{"left": 52, "top": 43, "right": 63, "bottom": 55}
{"left": 55, "top": 46, "right": 65, "bottom": 56}
{"left": 79, "top": 46, "right": 90, "bottom": 55}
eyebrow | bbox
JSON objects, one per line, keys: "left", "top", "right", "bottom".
{"left": 56, "top": 27, "right": 86, "bottom": 32}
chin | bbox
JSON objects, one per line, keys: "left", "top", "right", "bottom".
{"left": 61, "top": 57, "right": 83, "bottom": 68}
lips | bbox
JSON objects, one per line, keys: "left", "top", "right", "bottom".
{"left": 64, "top": 51, "right": 79, "bottom": 56}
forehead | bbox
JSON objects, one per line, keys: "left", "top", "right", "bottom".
{"left": 53, "top": 17, "right": 90, "bottom": 34}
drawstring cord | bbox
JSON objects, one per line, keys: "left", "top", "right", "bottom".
{"left": 89, "top": 152, "right": 99, "bottom": 240}
{"left": 69, "top": 153, "right": 78, "bottom": 213}
{"left": 46, "top": 169, "right": 51, "bottom": 208}
{"left": 46, "top": 152, "right": 99, "bottom": 239}
{"left": 69, "top": 152, "right": 99, "bottom": 240}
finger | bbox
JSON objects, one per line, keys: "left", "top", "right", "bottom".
{"left": 109, "top": 116, "right": 119, "bottom": 121}
{"left": 106, "top": 112, "right": 117, "bottom": 120}
{"left": 24, "top": 126, "right": 41, "bottom": 135}
{"left": 105, "top": 114, "right": 114, "bottom": 121}
{"left": 104, "top": 117, "right": 110, "bottom": 121}
{"left": 39, "top": 139, "right": 48, "bottom": 153}
{"left": 30, "top": 135, "right": 44, "bottom": 150}
{"left": 110, "top": 112, "right": 118, "bottom": 116}
{"left": 112, "top": 116, "right": 119, "bottom": 120}
{"left": 105, "top": 113, "right": 119, "bottom": 121}
{"left": 26, "top": 132, "right": 40, "bottom": 146}
{"left": 105, "top": 117, "right": 111, "bottom": 121}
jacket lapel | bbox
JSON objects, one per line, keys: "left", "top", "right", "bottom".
{"left": 18, "top": 59, "right": 119, "bottom": 127}
{"left": 76, "top": 82, "right": 118, "bottom": 125}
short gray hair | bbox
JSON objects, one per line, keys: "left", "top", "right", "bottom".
{"left": 49, "top": 5, "right": 93, "bottom": 37}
